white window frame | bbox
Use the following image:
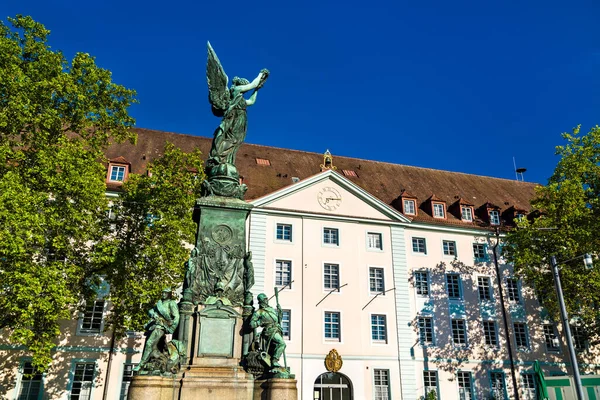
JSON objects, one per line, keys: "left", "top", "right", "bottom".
{"left": 323, "top": 262, "right": 341, "bottom": 291}
{"left": 477, "top": 276, "right": 493, "bottom": 301}
{"left": 366, "top": 231, "right": 383, "bottom": 251}
{"left": 506, "top": 278, "right": 521, "bottom": 303}
{"left": 274, "top": 259, "right": 292, "bottom": 289}
{"left": 446, "top": 273, "right": 462, "bottom": 300}
{"left": 275, "top": 223, "right": 293, "bottom": 242}
{"left": 473, "top": 243, "right": 487, "bottom": 261}
{"left": 483, "top": 320, "right": 499, "bottom": 347}
{"left": 423, "top": 370, "right": 439, "bottom": 398}
{"left": 324, "top": 311, "right": 342, "bottom": 343}
{"left": 543, "top": 324, "right": 560, "bottom": 352}
{"left": 109, "top": 165, "right": 126, "bottom": 182}
{"left": 281, "top": 309, "right": 291, "bottom": 341}
{"left": 369, "top": 266, "right": 385, "bottom": 294}
{"left": 451, "top": 318, "right": 468, "bottom": 347}
{"left": 403, "top": 199, "right": 416, "bottom": 215}
{"left": 522, "top": 373, "right": 537, "bottom": 400}
{"left": 433, "top": 203, "right": 445, "bottom": 218}
{"left": 418, "top": 316, "right": 434, "bottom": 345}
{"left": 16, "top": 359, "right": 44, "bottom": 400}
{"left": 373, "top": 368, "right": 391, "bottom": 400}
{"left": 513, "top": 322, "right": 530, "bottom": 350}
{"left": 69, "top": 360, "right": 97, "bottom": 400}
{"left": 571, "top": 322, "right": 588, "bottom": 352}
{"left": 77, "top": 299, "right": 107, "bottom": 336}
{"left": 489, "top": 209, "right": 500, "bottom": 225}
{"left": 442, "top": 240, "right": 457, "bottom": 257}
{"left": 414, "top": 270, "right": 430, "bottom": 297}
{"left": 323, "top": 227, "right": 340, "bottom": 246}
{"left": 119, "top": 362, "right": 137, "bottom": 400}
{"left": 457, "top": 371, "right": 474, "bottom": 400}
{"left": 412, "top": 237, "right": 427, "bottom": 255}
{"left": 370, "top": 314, "right": 388, "bottom": 344}
{"left": 461, "top": 206, "right": 473, "bottom": 222}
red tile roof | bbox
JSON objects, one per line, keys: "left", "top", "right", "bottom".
{"left": 105, "top": 128, "right": 539, "bottom": 229}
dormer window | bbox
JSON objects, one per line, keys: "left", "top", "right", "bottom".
{"left": 404, "top": 199, "right": 416, "bottom": 215}
{"left": 110, "top": 165, "right": 126, "bottom": 182}
{"left": 461, "top": 206, "right": 473, "bottom": 222}
{"left": 433, "top": 203, "right": 445, "bottom": 219}
{"left": 489, "top": 210, "right": 500, "bottom": 225}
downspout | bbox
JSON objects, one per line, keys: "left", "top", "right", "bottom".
{"left": 102, "top": 326, "right": 117, "bottom": 400}
{"left": 492, "top": 228, "right": 520, "bottom": 400}
{"left": 300, "top": 215, "right": 305, "bottom": 400}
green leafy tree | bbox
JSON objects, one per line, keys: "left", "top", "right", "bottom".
{"left": 505, "top": 125, "right": 600, "bottom": 340}
{"left": 0, "top": 15, "right": 137, "bottom": 370}
{"left": 102, "top": 143, "right": 204, "bottom": 335}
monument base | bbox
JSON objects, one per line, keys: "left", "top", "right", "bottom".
{"left": 254, "top": 378, "right": 299, "bottom": 400}
{"left": 127, "top": 375, "right": 180, "bottom": 400}
{"left": 179, "top": 362, "right": 254, "bottom": 399}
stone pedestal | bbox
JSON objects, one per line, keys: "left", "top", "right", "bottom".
{"left": 254, "top": 378, "right": 299, "bottom": 400}
{"left": 127, "top": 375, "right": 180, "bottom": 400}
{"left": 179, "top": 364, "right": 254, "bottom": 399}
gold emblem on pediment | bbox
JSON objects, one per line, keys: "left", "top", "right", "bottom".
{"left": 324, "top": 349, "right": 343, "bottom": 373}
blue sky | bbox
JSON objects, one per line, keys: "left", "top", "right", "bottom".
{"left": 3, "top": 0, "right": 599, "bottom": 184}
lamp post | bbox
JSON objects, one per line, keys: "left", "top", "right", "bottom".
{"left": 550, "top": 254, "right": 593, "bottom": 400}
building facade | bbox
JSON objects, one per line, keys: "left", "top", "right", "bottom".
{"left": 2, "top": 128, "right": 600, "bottom": 400}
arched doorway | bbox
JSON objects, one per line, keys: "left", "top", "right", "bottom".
{"left": 313, "top": 372, "right": 353, "bottom": 400}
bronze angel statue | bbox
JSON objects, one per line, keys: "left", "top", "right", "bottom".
{"left": 203, "top": 42, "right": 269, "bottom": 199}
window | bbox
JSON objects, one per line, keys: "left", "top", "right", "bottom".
{"left": 80, "top": 300, "right": 105, "bottom": 334}
{"left": 433, "top": 203, "right": 445, "bottom": 218}
{"left": 324, "top": 264, "right": 340, "bottom": 290}
{"left": 412, "top": 237, "right": 427, "bottom": 254}
{"left": 367, "top": 232, "right": 383, "bottom": 250}
{"left": 446, "top": 274, "right": 462, "bottom": 300}
{"left": 461, "top": 206, "right": 473, "bottom": 222}
{"left": 323, "top": 227, "right": 339, "bottom": 246}
{"left": 514, "top": 322, "right": 529, "bottom": 349}
{"left": 370, "top": 267, "right": 385, "bottom": 293}
{"left": 443, "top": 240, "right": 457, "bottom": 256}
{"left": 324, "top": 312, "right": 340, "bottom": 341}
{"left": 275, "top": 260, "right": 292, "bottom": 288}
{"left": 522, "top": 373, "right": 537, "bottom": 400}
{"left": 404, "top": 199, "right": 416, "bottom": 215}
{"left": 543, "top": 324, "right": 560, "bottom": 352}
{"left": 473, "top": 243, "right": 487, "bottom": 262}
{"left": 478, "top": 276, "right": 492, "bottom": 301}
{"left": 120, "top": 363, "right": 137, "bottom": 400}
{"left": 571, "top": 323, "right": 587, "bottom": 351}
{"left": 374, "top": 369, "right": 390, "bottom": 400}
{"left": 371, "top": 315, "right": 387, "bottom": 343}
{"left": 506, "top": 279, "right": 520, "bottom": 302}
{"left": 71, "top": 362, "right": 95, "bottom": 400}
{"left": 483, "top": 320, "right": 498, "bottom": 347}
{"left": 452, "top": 319, "right": 467, "bottom": 346}
{"left": 414, "top": 271, "right": 429, "bottom": 296}
{"left": 109, "top": 165, "right": 125, "bottom": 182}
{"left": 17, "top": 362, "right": 43, "bottom": 400}
{"left": 490, "top": 372, "right": 506, "bottom": 400}
{"left": 276, "top": 224, "right": 292, "bottom": 241}
{"left": 423, "top": 370, "right": 439, "bottom": 398}
{"left": 281, "top": 310, "right": 291, "bottom": 340}
{"left": 418, "top": 317, "right": 434, "bottom": 345}
{"left": 457, "top": 371, "right": 473, "bottom": 400}
{"left": 489, "top": 210, "right": 500, "bottom": 225}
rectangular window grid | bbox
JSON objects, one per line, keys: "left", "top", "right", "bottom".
{"left": 443, "top": 240, "right": 457, "bottom": 256}
{"left": 522, "top": 373, "right": 537, "bottom": 400}
{"left": 412, "top": 237, "right": 427, "bottom": 254}
{"left": 458, "top": 371, "right": 473, "bottom": 400}
{"left": 514, "top": 322, "right": 529, "bottom": 349}
{"left": 80, "top": 300, "right": 104, "bottom": 334}
{"left": 483, "top": 320, "right": 498, "bottom": 347}
{"left": 110, "top": 166, "right": 125, "bottom": 182}
{"left": 371, "top": 314, "right": 387, "bottom": 343}
{"left": 275, "top": 260, "right": 292, "bottom": 288}
{"left": 433, "top": 203, "right": 445, "bottom": 218}
{"left": 543, "top": 324, "right": 559, "bottom": 351}
{"left": 370, "top": 267, "right": 385, "bottom": 293}
{"left": 324, "top": 312, "right": 340, "bottom": 341}
{"left": 367, "top": 232, "right": 383, "bottom": 250}
{"left": 71, "top": 362, "right": 95, "bottom": 400}
{"left": 490, "top": 210, "right": 500, "bottom": 225}
{"left": 324, "top": 263, "right": 340, "bottom": 290}
{"left": 276, "top": 224, "right": 292, "bottom": 241}
{"left": 452, "top": 319, "right": 467, "bottom": 346}
{"left": 507, "top": 279, "right": 520, "bottom": 302}
{"left": 446, "top": 274, "right": 461, "bottom": 300}
{"left": 478, "top": 276, "right": 492, "bottom": 301}
{"left": 120, "top": 363, "right": 137, "bottom": 400}
{"left": 404, "top": 199, "right": 416, "bottom": 215}
{"left": 473, "top": 243, "right": 487, "bottom": 261}
{"left": 323, "top": 228, "right": 339, "bottom": 245}
{"left": 281, "top": 310, "right": 291, "bottom": 340}
{"left": 571, "top": 324, "right": 587, "bottom": 351}
{"left": 490, "top": 372, "right": 506, "bottom": 400}
{"left": 423, "top": 370, "right": 438, "bottom": 398}
{"left": 461, "top": 206, "right": 473, "bottom": 222}
{"left": 374, "top": 369, "right": 390, "bottom": 400}
{"left": 418, "top": 317, "right": 433, "bottom": 344}
{"left": 18, "top": 362, "right": 43, "bottom": 400}
{"left": 415, "top": 271, "right": 429, "bottom": 296}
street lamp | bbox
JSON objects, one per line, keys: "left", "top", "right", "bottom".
{"left": 550, "top": 253, "right": 594, "bottom": 400}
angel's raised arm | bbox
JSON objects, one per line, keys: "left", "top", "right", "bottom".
{"left": 236, "top": 69, "right": 269, "bottom": 94}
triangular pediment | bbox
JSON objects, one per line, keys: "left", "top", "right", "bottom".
{"left": 250, "top": 170, "right": 410, "bottom": 223}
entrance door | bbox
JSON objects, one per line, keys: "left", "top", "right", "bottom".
{"left": 313, "top": 372, "right": 353, "bottom": 400}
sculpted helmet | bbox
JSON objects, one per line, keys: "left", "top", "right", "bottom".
{"left": 257, "top": 293, "right": 268, "bottom": 303}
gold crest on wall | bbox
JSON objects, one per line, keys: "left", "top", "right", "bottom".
{"left": 324, "top": 349, "right": 343, "bottom": 373}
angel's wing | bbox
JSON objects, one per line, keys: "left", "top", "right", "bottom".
{"left": 206, "top": 41, "right": 229, "bottom": 117}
